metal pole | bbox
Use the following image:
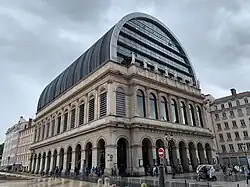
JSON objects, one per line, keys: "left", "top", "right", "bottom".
{"left": 159, "top": 164, "right": 165, "bottom": 187}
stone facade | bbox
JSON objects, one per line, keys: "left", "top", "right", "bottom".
{"left": 16, "top": 118, "right": 34, "bottom": 171}
{"left": 30, "top": 61, "right": 215, "bottom": 176}
{"left": 205, "top": 89, "right": 250, "bottom": 166}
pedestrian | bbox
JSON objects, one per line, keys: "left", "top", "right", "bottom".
{"left": 245, "top": 167, "right": 250, "bottom": 185}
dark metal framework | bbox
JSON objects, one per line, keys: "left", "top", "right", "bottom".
{"left": 37, "top": 12, "right": 197, "bottom": 112}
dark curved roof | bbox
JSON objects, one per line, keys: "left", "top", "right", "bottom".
{"left": 37, "top": 12, "right": 197, "bottom": 112}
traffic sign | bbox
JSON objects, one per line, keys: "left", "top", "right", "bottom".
{"left": 158, "top": 147, "right": 165, "bottom": 158}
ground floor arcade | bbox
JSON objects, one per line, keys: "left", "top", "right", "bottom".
{"left": 30, "top": 127, "right": 215, "bottom": 176}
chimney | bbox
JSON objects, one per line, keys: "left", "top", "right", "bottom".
{"left": 231, "top": 88, "right": 237, "bottom": 96}
{"left": 28, "top": 118, "right": 32, "bottom": 128}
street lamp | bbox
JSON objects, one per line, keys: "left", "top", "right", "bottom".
{"left": 241, "top": 143, "right": 250, "bottom": 169}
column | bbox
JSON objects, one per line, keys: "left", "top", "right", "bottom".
{"left": 44, "top": 156, "right": 48, "bottom": 173}
{"left": 68, "top": 110, "right": 72, "bottom": 130}
{"left": 186, "top": 147, "right": 193, "bottom": 171}
{"left": 185, "top": 100, "right": 192, "bottom": 126}
{"left": 201, "top": 106, "right": 207, "bottom": 128}
{"left": 145, "top": 87, "right": 150, "bottom": 118}
{"left": 49, "top": 156, "right": 53, "bottom": 173}
{"left": 156, "top": 92, "right": 161, "bottom": 120}
{"left": 176, "top": 147, "right": 181, "bottom": 165}
{"left": 35, "top": 158, "right": 39, "bottom": 173}
{"left": 105, "top": 145, "right": 116, "bottom": 175}
{"left": 166, "top": 94, "right": 172, "bottom": 122}
{"left": 165, "top": 146, "right": 172, "bottom": 173}
{"left": 177, "top": 97, "right": 183, "bottom": 124}
{"left": 75, "top": 105, "right": 79, "bottom": 128}
{"left": 32, "top": 157, "right": 36, "bottom": 173}
{"left": 196, "top": 148, "right": 200, "bottom": 165}
{"left": 95, "top": 89, "right": 98, "bottom": 120}
{"left": 203, "top": 148, "right": 208, "bottom": 164}
{"left": 70, "top": 151, "right": 76, "bottom": 173}
{"left": 131, "top": 144, "right": 144, "bottom": 176}
{"left": 92, "top": 147, "right": 97, "bottom": 168}
{"left": 152, "top": 146, "right": 157, "bottom": 165}
{"left": 62, "top": 153, "right": 67, "bottom": 174}
{"left": 107, "top": 81, "right": 115, "bottom": 116}
{"left": 131, "top": 84, "right": 137, "bottom": 117}
{"left": 80, "top": 150, "right": 85, "bottom": 175}
{"left": 56, "top": 154, "right": 60, "bottom": 168}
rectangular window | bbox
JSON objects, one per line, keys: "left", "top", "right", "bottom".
{"left": 217, "top": 123, "right": 222, "bottom": 131}
{"left": 237, "top": 143, "right": 243, "bottom": 151}
{"left": 222, "top": 112, "right": 227, "bottom": 118}
{"left": 57, "top": 116, "right": 61, "bottom": 134}
{"left": 79, "top": 104, "right": 85, "bottom": 126}
{"left": 116, "top": 90, "right": 126, "bottom": 117}
{"left": 243, "top": 131, "right": 249, "bottom": 137}
{"left": 240, "top": 119, "right": 246, "bottom": 127}
{"left": 219, "top": 134, "right": 224, "bottom": 142}
{"left": 63, "top": 113, "right": 68, "bottom": 132}
{"left": 229, "top": 144, "right": 234, "bottom": 152}
{"left": 227, "top": 133, "right": 232, "bottom": 140}
{"left": 224, "top": 122, "right": 229, "bottom": 130}
{"left": 232, "top": 121, "right": 238, "bottom": 128}
{"left": 230, "top": 111, "right": 235, "bottom": 117}
{"left": 215, "top": 114, "right": 219, "bottom": 120}
{"left": 51, "top": 119, "right": 55, "bottom": 137}
{"left": 100, "top": 92, "right": 107, "bottom": 117}
{"left": 221, "top": 145, "right": 226, "bottom": 152}
{"left": 235, "top": 132, "right": 240, "bottom": 140}
{"left": 88, "top": 98, "right": 95, "bottom": 122}
{"left": 71, "top": 109, "right": 76, "bottom": 129}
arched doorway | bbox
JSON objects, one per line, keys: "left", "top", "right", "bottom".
{"left": 117, "top": 138, "right": 128, "bottom": 176}
{"left": 156, "top": 139, "right": 165, "bottom": 165}
{"left": 75, "top": 144, "right": 81, "bottom": 175}
{"left": 41, "top": 152, "right": 46, "bottom": 172}
{"left": 189, "top": 142, "right": 197, "bottom": 171}
{"left": 168, "top": 140, "right": 177, "bottom": 167}
{"left": 197, "top": 143, "right": 205, "bottom": 164}
{"left": 205, "top": 143, "right": 212, "bottom": 164}
{"left": 66, "top": 146, "right": 72, "bottom": 173}
{"left": 97, "top": 139, "right": 105, "bottom": 170}
{"left": 47, "top": 151, "right": 51, "bottom": 173}
{"left": 59, "top": 148, "right": 64, "bottom": 171}
{"left": 142, "top": 138, "right": 153, "bottom": 173}
{"left": 85, "top": 142, "right": 92, "bottom": 170}
{"left": 179, "top": 141, "right": 189, "bottom": 172}
{"left": 52, "top": 150, "right": 57, "bottom": 171}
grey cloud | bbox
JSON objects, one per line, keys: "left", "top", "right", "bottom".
{"left": 1, "top": 0, "right": 250, "bottom": 142}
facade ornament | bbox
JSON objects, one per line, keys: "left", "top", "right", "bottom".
{"left": 131, "top": 52, "right": 136, "bottom": 64}
{"left": 164, "top": 67, "right": 169, "bottom": 77}
{"left": 154, "top": 63, "right": 158, "bottom": 72}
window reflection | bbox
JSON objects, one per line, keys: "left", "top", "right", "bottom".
{"left": 189, "top": 104, "right": 196, "bottom": 126}
{"left": 137, "top": 89, "right": 146, "bottom": 117}
{"left": 149, "top": 93, "right": 158, "bottom": 119}
{"left": 171, "top": 99, "right": 179, "bottom": 123}
{"left": 160, "top": 96, "right": 169, "bottom": 121}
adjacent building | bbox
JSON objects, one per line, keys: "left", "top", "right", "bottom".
{"left": 1, "top": 117, "right": 34, "bottom": 171}
{"left": 16, "top": 118, "right": 34, "bottom": 171}
{"left": 30, "top": 12, "right": 215, "bottom": 176}
{"left": 206, "top": 89, "right": 250, "bottom": 166}
{"left": 1, "top": 119, "right": 21, "bottom": 168}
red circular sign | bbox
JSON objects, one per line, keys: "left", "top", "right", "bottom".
{"left": 158, "top": 147, "right": 165, "bottom": 158}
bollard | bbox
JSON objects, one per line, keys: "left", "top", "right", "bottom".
{"left": 97, "top": 178, "right": 103, "bottom": 187}
{"left": 141, "top": 183, "right": 148, "bottom": 187}
{"left": 104, "top": 177, "right": 110, "bottom": 187}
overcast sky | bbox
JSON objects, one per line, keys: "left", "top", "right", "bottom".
{"left": 1, "top": 0, "right": 250, "bottom": 142}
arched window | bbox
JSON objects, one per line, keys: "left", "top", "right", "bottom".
{"left": 196, "top": 106, "right": 203, "bottom": 127}
{"left": 189, "top": 104, "right": 196, "bottom": 126}
{"left": 180, "top": 101, "right": 188, "bottom": 125}
{"left": 149, "top": 93, "right": 158, "bottom": 119}
{"left": 116, "top": 87, "right": 126, "bottom": 116}
{"left": 100, "top": 90, "right": 107, "bottom": 118}
{"left": 46, "top": 121, "right": 50, "bottom": 138}
{"left": 79, "top": 103, "right": 85, "bottom": 126}
{"left": 57, "top": 115, "right": 61, "bottom": 134}
{"left": 236, "top": 100, "right": 240, "bottom": 106}
{"left": 137, "top": 89, "right": 146, "bottom": 117}
{"left": 160, "top": 96, "right": 169, "bottom": 121}
{"left": 63, "top": 112, "right": 68, "bottom": 132}
{"left": 171, "top": 99, "right": 179, "bottom": 123}
{"left": 70, "top": 108, "right": 76, "bottom": 129}
{"left": 228, "top": 102, "right": 232, "bottom": 108}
